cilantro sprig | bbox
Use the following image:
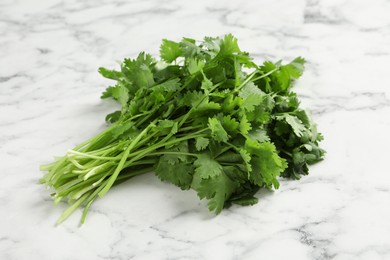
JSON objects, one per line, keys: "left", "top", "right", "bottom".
{"left": 40, "top": 34, "right": 325, "bottom": 224}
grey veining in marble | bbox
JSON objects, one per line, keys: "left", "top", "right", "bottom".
{"left": 1, "top": 0, "right": 390, "bottom": 259}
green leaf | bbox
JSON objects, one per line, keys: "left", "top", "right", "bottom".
{"left": 232, "top": 196, "right": 258, "bottom": 206}
{"left": 222, "top": 94, "right": 243, "bottom": 112}
{"left": 239, "top": 82, "right": 265, "bottom": 112}
{"left": 260, "top": 57, "right": 305, "bottom": 92}
{"left": 157, "top": 119, "right": 178, "bottom": 135}
{"left": 180, "top": 91, "right": 204, "bottom": 107}
{"left": 239, "top": 148, "right": 252, "bottom": 173}
{"left": 202, "top": 36, "right": 220, "bottom": 57}
{"left": 283, "top": 57, "right": 305, "bottom": 79}
{"left": 239, "top": 114, "right": 252, "bottom": 135}
{"left": 101, "top": 86, "right": 116, "bottom": 99}
{"left": 192, "top": 169, "right": 239, "bottom": 214}
{"left": 181, "top": 91, "right": 221, "bottom": 113}
{"left": 113, "top": 85, "right": 129, "bottom": 108}
{"left": 239, "top": 81, "right": 265, "bottom": 99}
{"left": 101, "top": 85, "right": 129, "bottom": 108}
{"left": 222, "top": 115, "right": 239, "bottom": 133}
{"left": 195, "top": 137, "right": 209, "bottom": 151}
{"left": 245, "top": 140, "right": 287, "bottom": 188}
{"left": 111, "top": 123, "right": 138, "bottom": 139}
{"left": 160, "top": 39, "right": 182, "bottom": 63}
{"left": 208, "top": 117, "right": 229, "bottom": 142}
{"left": 98, "top": 67, "right": 122, "bottom": 80}
{"left": 162, "top": 141, "right": 190, "bottom": 165}
{"left": 155, "top": 156, "right": 194, "bottom": 190}
{"left": 247, "top": 129, "right": 270, "bottom": 143}
{"left": 195, "top": 99, "right": 221, "bottom": 112}
{"left": 180, "top": 37, "right": 200, "bottom": 58}
{"left": 194, "top": 154, "right": 223, "bottom": 179}
{"left": 216, "top": 151, "right": 242, "bottom": 163}
{"left": 201, "top": 76, "right": 213, "bottom": 93}
{"left": 154, "top": 78, "right": 181, "bottom": 92}
{"left": 105, "top": 110, "right": 121, "bottom": 123}
{"left": 276, "top": 114, "right": 306, "bottom": 137}
{"left": 121, "top": 52, "right": 155, "bottom": 92}
{"left": 188, "top": 58, "right": 205, "bottom": 74}
{"left": 218, "top": 34, "right": 240, "bottom": 57}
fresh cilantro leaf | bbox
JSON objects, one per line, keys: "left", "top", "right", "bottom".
{"left": 155, "top": 156, "right": 194, "bottom": 190}
{"left": 105, "top": 110, "right": 121, "bottom": 123}
{"left": 157, "top": 119, "right": 178, "bottom": 135}
{"left": 180, "top": 37, "right": 200, "bottom": 58}
{"left": 195, "top": 137, "right": 209, "bottom": 151}
{"left": 247, "top": 129, "right": 270, "bottom": 143}
{"left": 239, "top": 114, "right": 252, "bottom": 135}
{"left": 222, "top": 115, "right": 239, "bottom": 133}
{"left": 231, "top": 196, "right": 258, "bottom": 206}
{"left": 154, "top": 78, "right": 181, "bottom": 92}
{"left": 202, "top": 36, "right": 220, "bottom": 58}
{"left": 98, "top": 67, "right": 122, "bottom": 80}
{"left": 239, "top": 148, "right": 252, "bottom": 174}
{"left": 208, "top": 117, "right": 229, "bottom": 142}
{"left": 201, "top": 76, "right": 213, "bottom": 93}
{"left": 111, "top": 123, "right": 138, "bottom": 139}
{"left": 275, "top": 114, "right": 306, "bottom": 137}
{"left": 101, "top": 84, "right": 129, "bottom": 109}
{"left": 121, "top": 52, "right": 155, "bottom": 92}
{"left": 194, "top": 154, "right": 223, "bottom": 178}
{"left": 222, "top": 94, "right": 243, "bottom": 112}
{"left": 162, "top": 141, "right": 190, "bottom": 165}
{"left": 218, "top": 34, "right": 240, "bottom": 57}
{"left": 101, "top": 86, "right": 116, "bottom": 99}
{"left": 283, "top": 57, "right": 305, "bottom": 79}
{"left": 239, "top": 82, "right": 265, "bottom": 112}
{"left": 245, "top": 140, "right": 287, "bottom": 188}
{"left": 216, "top": 152, "right": 243, "bottom": 165}
{"left": 187, "top": 58, "right": 205, "bottom": 74}
{"left": 160, "top": 39, "right": 182, "bottom": 63}
{"left": 192, "top": 169, "right": 239, "bottom": 214}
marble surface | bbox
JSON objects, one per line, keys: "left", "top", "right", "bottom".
{"left": 1, "top": 0, "right": 390, "bottom": 259}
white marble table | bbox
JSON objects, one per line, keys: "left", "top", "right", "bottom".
{"left": 1, "top": 0, "right": 390, "bottom": 259}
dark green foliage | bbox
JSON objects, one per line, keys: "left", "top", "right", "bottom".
{"left": 40, "top": 35, "right": 325, "bottom": 224}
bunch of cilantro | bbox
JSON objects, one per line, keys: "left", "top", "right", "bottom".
{"left": 40, "top": 35, "right": 325, "bottom": 224}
